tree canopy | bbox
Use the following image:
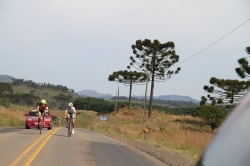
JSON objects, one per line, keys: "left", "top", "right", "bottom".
{"left": 193, "top": 105, "right": 227, "bottom": 131}
{"left": 127, "top": 39, "right": 181, "bottom": 118}
{"left": 235, "top": 46, "right": 250, "bottom": 79}
{"left": 74, "top": 97, "right": 115, "bottom": 114}
{"left": 55, "top": 93, "right": 73, "bottom": 109}
{"left": 0, "top": 83, "right": 13, "bottom": 107}
{"left": 0, "top": 82, "right": 13, "bottom": 96}
{"left": 12, "top": 79, "right": 69, "bottom": 92}
{"left": 201, "top": 77, "right": 250, "bottom": 111}
{"left": 108, "top": 70, "right": 148, "bottom": 107}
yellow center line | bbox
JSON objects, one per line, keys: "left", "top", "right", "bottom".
{"left": 9, "top": 129, "right": 54, "bottom": 166}
{"left": 22, "top": 127, "right": 61, "bottom": 166}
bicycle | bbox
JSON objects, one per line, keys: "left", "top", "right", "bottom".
{"left": 67, "top": 117, "right": 73, "bottom": 137}
{"left": 38, "top": 112, "right": 46, "bottom": 135}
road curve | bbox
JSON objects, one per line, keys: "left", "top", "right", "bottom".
{"left": 0, "top": 127, "right": 167, "bottom": 166}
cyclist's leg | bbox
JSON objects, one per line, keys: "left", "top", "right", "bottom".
{"left": 71, "top": 114, "right": 75, "bottom": 134}
{"left": 72, "top": 118, "right": 75, "bottom": 128}
{"left": 71, "top": 118, "right": 74, "bottom": 134}
{"left": 37, "top": 111, "right": 41, "bottom": 128}
{"left": 42, "top": 112, "right": 45, "bottom": 127}
{"left": 65, "top": 114, "right": 70, "bottom": 127}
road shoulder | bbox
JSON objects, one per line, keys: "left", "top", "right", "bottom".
{"left": 101, "top": 133, "right": 195, "bottom": 166}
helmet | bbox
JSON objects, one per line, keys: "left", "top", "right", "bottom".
{"left": 40, "top": 99, "right": 47, "bottom": 104}
{"left": 68, "top": 103, "right": 73, "bottom": 107}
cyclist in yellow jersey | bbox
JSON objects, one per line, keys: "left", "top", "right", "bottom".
{"left": 37, "top": 99, "right": 49, "bottom": 116}
{"left": 36, "top": 99, "right": 49, "bottom": 129}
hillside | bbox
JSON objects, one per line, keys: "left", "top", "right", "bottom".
{"left": 154, "top": 95, "right": 199, "bottom": 103}
{"left": 12, "top": 85, "right": 78, "bottom": 109}
{"left": 76, "top": 90, "right": 113, "bottom": 99}
{"left": 76, "top": 89, "right": 199, "bottom": 103}
{"left": 0, "top": 74, "right": 15, "bottom": 83}
{"left": 2, "top": 78, "right": 79, "bottom": 110}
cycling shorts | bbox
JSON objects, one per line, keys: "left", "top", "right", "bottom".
{"left": 67, "top": 113, "right": 75, "bottom": 119}
{"left": 38, "top": 110, "right": 46, "bottom": 115}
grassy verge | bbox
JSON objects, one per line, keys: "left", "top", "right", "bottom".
{"left": 0, "top": 105, "right": 27, "bottom": 127}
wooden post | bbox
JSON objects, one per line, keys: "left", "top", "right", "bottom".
{"left": 141, "top": 74, "right": 149, "bottom": 132}
{"left": 114, "top": 92, "right": 117, "bottom": 126}
{"left": 117, "top": 86, "right": 119, "bottom": 113}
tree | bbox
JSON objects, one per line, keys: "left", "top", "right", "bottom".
{"left": 0, "top": 83, "right": 13, "bottom": 96}
{"left": 127, "top": 39, "right": 181, "bottom": 118}
{"left": 55, "top": 94, "right": 73, "bottom": 109}
{"left": 11, "top": 93, "right": 40, "bottom": 106}
{"left": 108, "top": 70, "right": 148, "bottom": 108}
{"left": 201, "top": 77, "right": 250, "bottom": 111}
{"left": 235, "top": 46, "right": 250, "bottom": 79}
{"left": 0, "top": 83, "right": 13, "bottom": 107}
{"left": 194, "top": 105, "right": 227, "bottom": 131}
{"left": 74, "top": 97, "right": 115, "bottom": 113}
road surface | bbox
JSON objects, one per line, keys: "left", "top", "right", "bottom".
{"left": 0, "top": 127, "right": 167, "bottom": 166}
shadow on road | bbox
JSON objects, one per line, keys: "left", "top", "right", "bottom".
{"left": 53, "top": 134, "right": 68, "bottom": 137}
{"left": 0, "top": 127, "right": 25, "bottom": 133}
{"left": 77, "top": 129, "right": 100, "bottom": 135}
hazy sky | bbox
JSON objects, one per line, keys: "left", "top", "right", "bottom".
{"left": 0, "top": 0, "right": 249, "bottom": 100}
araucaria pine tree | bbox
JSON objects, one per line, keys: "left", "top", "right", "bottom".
{"left": 127, "top": 39, "right": 181, "bottom": 118}
{"left": 108, "top": 70, "right": 148, "bottom": 108}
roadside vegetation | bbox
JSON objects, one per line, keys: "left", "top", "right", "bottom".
{"left": 0, "top": 105, "right": 26, "bottom": 127}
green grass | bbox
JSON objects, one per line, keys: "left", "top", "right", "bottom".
{"left": 8, "top": 104, "right": 30, "bottom": 112}
{"left": 0, "top": 113, "right": 24, "bottom": 127}
{"left": 0, "top": 104, "right": 26, "bottom": 127}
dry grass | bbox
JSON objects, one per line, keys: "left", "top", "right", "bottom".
{"left": 0, "top": 106, "right": 26, "bottom": 126}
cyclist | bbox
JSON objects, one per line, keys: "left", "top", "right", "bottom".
{"left": 64, "top": 103, "right": 76, "bottom": 134}
{"left": 36, "top": 99, "right": 49, "bottom": 128}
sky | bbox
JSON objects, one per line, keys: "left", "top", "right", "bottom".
{"left": 0, "top": 0, "right": 249, "bottom": 100}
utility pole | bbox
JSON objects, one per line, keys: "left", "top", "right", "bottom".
{"left": 114, "top": 92, "right": 118, "bottom": 126}
{"left": 141, "top": 74, "right": 149, "bottom": 132}
{"left": 117, "top": 86, "right": 119, "bottom": 113}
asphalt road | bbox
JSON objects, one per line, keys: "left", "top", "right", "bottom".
{"left": 0, "top": 127, "right": 167, "bottom": 166}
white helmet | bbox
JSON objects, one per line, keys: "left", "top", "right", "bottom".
{"left": 68, "top": 103, "right": 73, "bottom": 107}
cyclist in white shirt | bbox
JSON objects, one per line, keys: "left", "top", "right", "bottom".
{"left": 64, "top": 103, "right": 76, "bottom": 134}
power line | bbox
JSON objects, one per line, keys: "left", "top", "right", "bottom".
{"left": 172, "top": 18, "right": 250, "bottom": 67}
{"left": 120, "top": 19, "right": 250, "bottom": 94}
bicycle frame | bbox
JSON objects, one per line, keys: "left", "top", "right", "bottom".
{"left": 38, "top": 113, "right": 45, "bottom": 135}
{"left": 68, "top": 117, "right": 72, "bottom": 137}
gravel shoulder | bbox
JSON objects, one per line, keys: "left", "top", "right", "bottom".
{"left": 103, "top": 133, "right": 195, "bottom": 166}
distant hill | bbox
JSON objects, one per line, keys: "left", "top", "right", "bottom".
{"left": 0, "top": 74, "right": 15, "bottom": 83}
{"left": 77, "top": 89, "right": 199, "bottom": 103}
{"left": 154, "top": 95, "right": 199, "bottom": 103}
{"left": 132, "top": 95, "right": 199, "bottom": 103}
{"left": 130, "top": 95, "right": 199, "bottom": 103}
{"left": 76, "top": 90, "right": 113, "bottom": 100}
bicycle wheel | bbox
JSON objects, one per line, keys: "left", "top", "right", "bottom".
{"left": 68, "top": 121, "right": 71, "bottom": 137}
{"left": 39, "top": 117, "right": 42, "bottom": 135}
